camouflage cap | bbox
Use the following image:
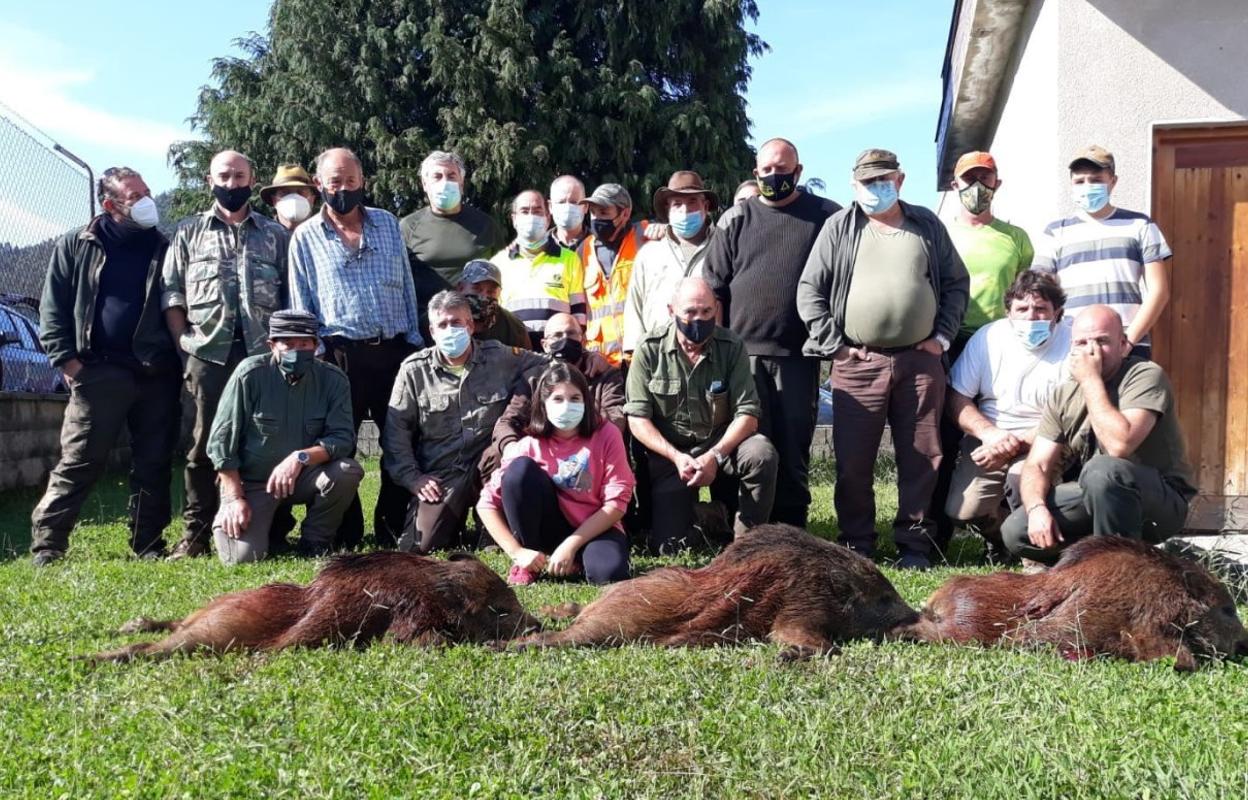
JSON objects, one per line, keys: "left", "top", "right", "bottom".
{"left": 578, "top": 183, "right": 633, "bottom": 210}
{"left": 853, "top": 148, "right": 901, "bottom": 181}
{"left": 458, "top": 259, "right": 502, "bottom": 286}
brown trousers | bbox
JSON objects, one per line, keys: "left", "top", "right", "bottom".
{"left": 831, "top": 347, "right": 945, "bottom": 556}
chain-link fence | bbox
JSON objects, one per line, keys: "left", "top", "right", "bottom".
{"left": 0, "top": 100, "right": 92, "bottom": 393}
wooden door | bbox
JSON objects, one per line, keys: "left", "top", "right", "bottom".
{"left": 1152, "top": 125, "right": 1248, "bottom": 531}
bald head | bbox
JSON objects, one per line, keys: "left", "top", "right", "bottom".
{"left": 543, "top": 312, "right": 582, "bottom": 340}
{"left": 550, "top": 175, "right": 586, "bottom": 203}
{"left": 207, "top": 150, "right": 253, "bottom": 187}
{"left": 1071, "top": 305, "right": 1131, "bottom": 378}
{"left": 757, "top": 138, "right": 799, "bottom": 166}
{"left": 314, "top": 148, "right": 365, "bottom": 198}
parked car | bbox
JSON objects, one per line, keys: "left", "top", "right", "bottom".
{"left": 0, "top": 294, "right": 64, "bottom": 393}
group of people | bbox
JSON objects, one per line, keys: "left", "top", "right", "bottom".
{"left": 31, "top": 136, "right": 1194, "bottom": 583}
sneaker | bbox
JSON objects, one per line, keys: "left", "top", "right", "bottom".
{"left": 32, "top": 549, "right": 64, "bottom": 567}
{"left": 896, "top": 551, "right": 932, "bottom": 571}
{"left": 167, "top": 537, "right": 210, "bottom": 561}
{"left": 137, "top": 548, "right": 168, "bottom": 561}
{"left": 507, "top": 565, "right": 537, "bottom": 586}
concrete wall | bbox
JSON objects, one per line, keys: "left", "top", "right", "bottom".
{"left": 0, "top": 392, "right": 129, "bottom": 492}
{"left": 939, "top": 0, "right": 1248, "bottom": 244}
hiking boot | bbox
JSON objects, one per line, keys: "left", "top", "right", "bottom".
{"left": 32, "top": 549, "right": 64, "bottom": 567}
{"left": 137, "top": 547, "right": 168, "bottom": 561}
{"left": 167, "top": 537, "right": 210, "bottom": 561}
{"left": 896, "top": 551, "right": 932, "bottom": 571}
{"left": 507, "top": 565, "right": 537, "bottom": 586}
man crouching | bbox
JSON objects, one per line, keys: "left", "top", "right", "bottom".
{"left": 208, "top": 309, "right": 363, "bottom": 564}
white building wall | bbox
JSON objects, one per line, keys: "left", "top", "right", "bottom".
{"left": 940, "top": 0, "right": 1248, "bottom": 247}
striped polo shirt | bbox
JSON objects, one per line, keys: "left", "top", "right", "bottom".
{"left": 1032, "top": 208, "right": 1171, "bottom": 340}
{"left": 491, "top": 238, "right": 588, "bottom": 336}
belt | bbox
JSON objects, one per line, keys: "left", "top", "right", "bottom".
{"left": 862, "top": 344, "right": 916, "bottom": 355}
{"left": 328, "top": 334, "right": 405, "bottom": 347}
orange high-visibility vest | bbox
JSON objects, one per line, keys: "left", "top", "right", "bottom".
{"left": 578, "top": 222, "right": 646, "bottom": 366}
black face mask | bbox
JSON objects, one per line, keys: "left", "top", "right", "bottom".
{"left": 322, "top": 186, "right": 365, "bottom": 215}
{"left": 590, "top": 217, "right": 619, "bottom": 242}
{"left": 756, "top": 171, "right": 798, "bottom": 203}
{"left": 546, "top": 336, "right": 584, "bottom": 364}
{"left": 675, "top": 316, "right": 715, "bottom": 344}
{"left": 213, "top": 184, "right": 253, "bottom": 213}
{"left": 465, "top": 294, "right": 498, "bottom": 329}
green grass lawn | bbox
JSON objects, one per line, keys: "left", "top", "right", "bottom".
{"left": 1, "top": 459, "right": 1246, "bottom": 798}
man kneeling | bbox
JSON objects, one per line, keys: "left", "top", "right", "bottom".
{"left": 208, "top": 310, "right": 363, "bottom": 564}
{"left": 625, "top": 277, "right": 778, "bottom": 553}
{"left": 1001, "top": 305, "right": 1194, "bottom": 565}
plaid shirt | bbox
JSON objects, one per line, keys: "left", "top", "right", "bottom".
{"left": 289, "top": 207, "right": 423, "bottom": 345}
{"left": 161, "top": 208, "right": 290, "bottom": 365}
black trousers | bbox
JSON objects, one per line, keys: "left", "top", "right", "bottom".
{"left": 326, "top": 336, "right": 416, "bottom": 549}
{"left": 750, "top": 355, "right": 819, "bottom": 527}
{"left": 501, "top": 457, "right": 629, "bottom": 584}
{"left": 31, "top": 363, "right": 180, "bottom": 555}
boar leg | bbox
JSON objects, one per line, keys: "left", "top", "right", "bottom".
{"left": 117, "top": 617, "right": 182, "bottom": 634}
{"left": 1124, "top": 631, "right": 1199, "bottom": 672}
{"left": 769, "top": 624, "right": 840, "bottom": 662}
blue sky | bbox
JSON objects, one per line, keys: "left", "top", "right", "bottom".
{"left": 0, "top": 0, "right": 950, "bottom": 210}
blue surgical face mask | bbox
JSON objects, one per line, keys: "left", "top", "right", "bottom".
{"left": 434, "top": 325, "right": 471, "bottom": 358}
{"left": 430, "top": 180, "right": 462, "bottom": 212}
{"left": 545, "top": 398, "right": 585, "bottom": 432}
{"left": 551, "top": 202, "right": 584, "bottom": 231}
{"left": 668, "top": 207, "right": 705, "bottom": 239}
{"left": 856, "top": 179, "right": 899, "bottom": 215}
{"left": 1072, "top": 182, "right": 1110, "bottom": 213}
{"left": 514, "top": 213, "right": 548, "bottom": 244}
{"left": 1011, "top": 318, "right": 1054, "bottom": 351}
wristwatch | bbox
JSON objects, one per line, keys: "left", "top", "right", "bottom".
{"left": 711, "top": 447, "right": 728, "bottom": 467}
{"left": 296, "top": 450, "right": 311, "bottom": 465}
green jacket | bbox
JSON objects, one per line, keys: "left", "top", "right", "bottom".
{"left": 39, "top": 216, "right": 178, "bottom": 373}
{"left": 624, "top": 322, "right": 761, "bottom": 451}
{"left": 797, "top": 200, "right": 969, "bottom": 357}
{"left": 384, "top": 340, "right": 546, "bottom": 489}
{"left": 160, "top": 208, "right": 290, "bottom": 365}
{"left": 207, "top": 353, "right": 355, "bottom": 482}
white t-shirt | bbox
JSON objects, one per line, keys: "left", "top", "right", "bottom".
{"left": 949, "top": 318, "right": 1073, "bottom": 433}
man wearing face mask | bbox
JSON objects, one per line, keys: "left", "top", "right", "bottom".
{"left": 624, "top": 171, "right": 719, "bottom": 354}
{"left": 483, "top": 312, "right": 626, "bottom": 481}
{"left": 400, "top": 150, "right": 506, "bottom": 339}
{"left": 206, "top": 310, "right": 362, "bottom": 564}
{"left": 705, "top": 138, "right": 841, "bottom": 529}
{"left": 930, "top": 151, "right": 1034, "bottom": 555}
{"left": 1000, "top": 305, "right": 1193, "bottom": 565}
{"left": 549, "top": 175, "right": 589, "bottom": 250}
{"left": 30, "top": 167, "right": 181, "bottom": 566}
{"left": 625, "top": 277, "right": 779, "bottom": 553}
{"left": 490, "top": 189, "right": 587, "bottom": 349}
{"left": 260, "top": 164, "right": 318, "bottom": 232}
{"left": 385, "top": 290, "right": 546, "bottom": 553}
{"left": 576, "top": 184, "right": 649, "bottom": 367}
{"left": 1033, "top": 145, "right": 1172, "bottom": 360}
{"left": 797, "top": 148, "right": 969, "bottom": 570}
{"left": 289, "top": 147, "right": 424, "bottom": 549}
{"left": 943, "top": 272, "right": 1072, "bottom": 560}
{"left": 455, "top": 260, "right": 530, "bottom": 349}
{"left": 162, "top": 149, "right": 291, "bottom": 561}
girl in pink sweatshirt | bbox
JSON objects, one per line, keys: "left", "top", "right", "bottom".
{"left": 477, "top": 361, "right": 635, "bottom": 585}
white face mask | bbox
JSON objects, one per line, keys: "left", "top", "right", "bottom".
{"left": 551, "top": 202, "right": 585, "bottom": 231}
{"left": 127, "top": 196, "right": 160, "bottom": 229}
{"left": 275, "top": 193, "right": 312, "bottom": 224}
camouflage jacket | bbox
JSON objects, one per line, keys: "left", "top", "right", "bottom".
{"left": 160, "top": 208, "right": 290, "bottom": 365}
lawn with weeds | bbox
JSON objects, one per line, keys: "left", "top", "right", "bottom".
{"left": 1, "top": 458, "right": 1246, "bottom": 798}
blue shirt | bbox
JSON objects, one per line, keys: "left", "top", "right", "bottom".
{"left": 289, "top": 207, "right": 424, "bottom": 345}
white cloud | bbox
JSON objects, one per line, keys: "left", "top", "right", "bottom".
{"left": 0, "top": 24, "right": 187, "bottom": 156}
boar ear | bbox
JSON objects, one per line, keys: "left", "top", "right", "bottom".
{"left": 1173, "top": 644, "right": 1199, "bottom": 673}
{"left": 447, "top": 552, "right": 478, "bottom": 563}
